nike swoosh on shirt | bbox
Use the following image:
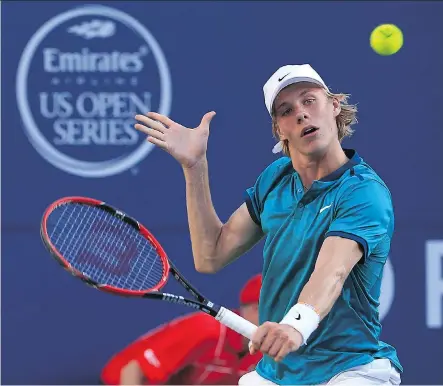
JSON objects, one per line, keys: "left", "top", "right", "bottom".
{"left": 319, "top": 204, "right": 332, "bottom": 213}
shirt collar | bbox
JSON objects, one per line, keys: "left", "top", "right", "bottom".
{"left": 299, "top": 149, "right": 361, "bottom": 200}
{"left": 318, "top": 148, "right": 361, "bottom": 182}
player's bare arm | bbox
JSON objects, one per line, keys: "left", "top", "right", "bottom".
{"left": 250, "top": 236, "right": 362, "bottom": 362}
{"left": 297, "top": 236, "right": 362, "bottom": 318}
{"left": 183, "top": 161, "right": 263, "bottom": 272}
{"left": 134, "top": 113, "right": 263, "bottom": 273}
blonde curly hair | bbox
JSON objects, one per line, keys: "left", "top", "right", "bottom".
{"left": 271, "top": 90, "right": 358, "bottom": 156}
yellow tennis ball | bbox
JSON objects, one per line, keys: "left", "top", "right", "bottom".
{"left": 370, "top": 24, "right": 403, "bottom": 56}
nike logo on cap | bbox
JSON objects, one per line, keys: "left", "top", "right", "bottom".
{"left": 278, "top": 73, "right": 290, "bottom": 82}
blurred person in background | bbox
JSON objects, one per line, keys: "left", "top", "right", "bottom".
{"left": 134, "top": 63, "right": 402, "bottom": 385}
{"left": 101, "top": 274, "right": 262, "bottom": 385}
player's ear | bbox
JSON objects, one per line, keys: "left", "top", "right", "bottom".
{"left": 278, "top": 130, "right": 287, "bottom": 141}
{"left": 273, "top": 119, "right": 286, "bottom": 140}
{"left": 332, "top": 97, "right": 341, "bottom": 118}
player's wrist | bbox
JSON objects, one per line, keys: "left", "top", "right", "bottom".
{"left": 279, "top": 303, "right": 320, "bottom": 345}
{"left": 182, "top": 156, "right": 207, "bottom": 172}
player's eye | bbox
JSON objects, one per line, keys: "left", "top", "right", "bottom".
{"left": 281, "top": 107, "right": 293, "bottom": 117}
{"left": 303, "top": 98, "right": 315, "bottom": 105}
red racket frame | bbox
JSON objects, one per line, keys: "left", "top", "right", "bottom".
{"left": 40, "top": 196, "right": 170, "bottom": 296}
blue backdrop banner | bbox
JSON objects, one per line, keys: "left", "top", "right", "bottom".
{"left": 2, "top": 1, "right": 442, "bottom": 384}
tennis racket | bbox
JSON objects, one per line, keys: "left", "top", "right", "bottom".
{"left": 40, "top": 196, "right": 257, "bottom": 339}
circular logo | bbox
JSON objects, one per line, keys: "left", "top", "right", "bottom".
{"left": 16, "top": 5, "right": 172, "bottom": 177}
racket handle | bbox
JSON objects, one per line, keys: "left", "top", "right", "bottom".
{"left": 215, "top": 306, "right": 258, "bottom": 340}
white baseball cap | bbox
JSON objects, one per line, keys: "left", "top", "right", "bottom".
{"left": 263, "top": 64, "right": 329, "bottom": 116}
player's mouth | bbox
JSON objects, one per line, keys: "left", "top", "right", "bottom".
{"left": 301, "top": 126, "right": 319, "bottom": 137}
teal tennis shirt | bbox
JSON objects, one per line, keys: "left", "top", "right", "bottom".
{"left": 245, "top": 149, "right": 402, "bottom": 385}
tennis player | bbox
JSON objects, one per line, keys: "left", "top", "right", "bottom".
{"left": 134, "top": 64, "right": 402, "bottom": 385}
{"left": 100, "top": 274, "right": 262, "bottom": 385}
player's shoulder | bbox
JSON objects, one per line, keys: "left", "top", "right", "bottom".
{"left": 261, "top": 156, "right": 292, "bottom": 176}
{"left": 336, "top": 152, "right": 392, "bottom": 200}
{"left": 254, "top": 156, "right": 293, "bottom": 188}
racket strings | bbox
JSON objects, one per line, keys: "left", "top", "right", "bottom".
{"left": 47, "top": 203, "right": 165, "bottom": 291}
{"left": 61, "top": 204, "right": 98, "bottom": 263}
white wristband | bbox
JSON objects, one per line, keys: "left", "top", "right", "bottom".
{"left": 279, "top": 303, "right": 320, "bottom": 345}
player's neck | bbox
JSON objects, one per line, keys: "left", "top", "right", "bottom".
{"left": 290, "top": 142, "right": 348, "bottom": 190}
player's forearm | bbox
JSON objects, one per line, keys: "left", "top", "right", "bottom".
{"left": 182, "top": 157, "right": 225, "bottom": 273}
{"left": 279, "top": 266, "right": 347, "bottom": 346}
{"left": 297, "top": 265, "right": 347, "bottom": 320}
{"left": 280, "top": 237, "right": 361, "bottom": 345}
{"left": 298, "top": 237, "right": 362, "bottom": 319}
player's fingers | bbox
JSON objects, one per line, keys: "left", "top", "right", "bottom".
{"left": 259, "top": 329, "right": 280, "bottom": 354}
{"left": 248, "top": 340, "right": 256, "bottom": 355}
{"left": 146, "top": 136, "right": 167, "bottom": 151}
{"left": 147, "top": 112, "right": 175, "bottom": 127}
{"left": 199, "top": 111, "right": 216, "bottom": 129}
{"left": 274, "top": 341, "right": 292, "bottom": 363}
{"left": 250, "top": 323, "right": 270, "bottom": 352}
{"left": 134, "top": 115, "right": 167, "bottom": 133}
{"left": 134, "top": 124, "right": 165, "bottom": 141}
{"left": 267, "top": 335, "right": 285, "bottom": 359}
{"left": 134, "top": 123, "right": 150, "bottom": 135}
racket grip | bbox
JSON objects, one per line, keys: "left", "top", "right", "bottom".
{"left": 215, "top": 306, "right": 258, "bottom": 340}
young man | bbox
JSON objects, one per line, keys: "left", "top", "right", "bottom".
{"left": 134, "top": 64, "right": 402, "bottom": 385}
{"left": 100, "top": 274, "right": 262, "bottom": 385}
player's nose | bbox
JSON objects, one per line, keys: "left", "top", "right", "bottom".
{"left": 296, "top": 112, "right": 309, "bottom": 124}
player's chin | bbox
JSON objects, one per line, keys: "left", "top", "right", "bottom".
{"left": 300, "top": 139, "right": 326, "bottom": 156}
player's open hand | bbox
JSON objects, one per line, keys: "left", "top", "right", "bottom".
{"left": 249, "top": 322, "right": 303, "bottom": 362}
{"left": 134, "top": 111, "right": 216, "bottom": 169}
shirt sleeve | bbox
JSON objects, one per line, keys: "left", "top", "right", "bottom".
{"left": 244, "top": 186, "right": 261, "bottom": 226}
{"left": 135, "top": 313, "right": 220, "bottom": 384}
{"left": 325, "top": 178, "right": 394, "bottom": 263}
{"left": 244, "top": 158, "right": 290, "bottom": 226}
